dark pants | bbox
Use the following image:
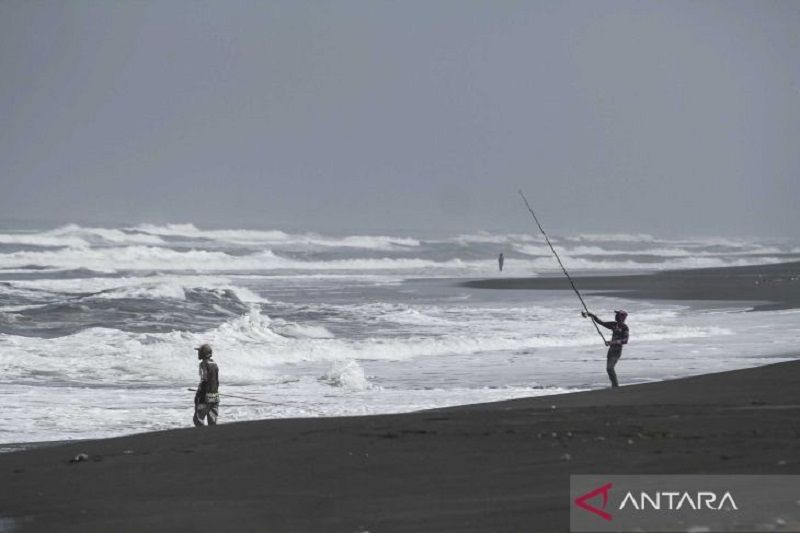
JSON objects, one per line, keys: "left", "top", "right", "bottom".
{"left": 193, "top": 401, "right": 219, "bottom": 426}
{"left": 606, "top": 346, "right": 622, "bottom": 387}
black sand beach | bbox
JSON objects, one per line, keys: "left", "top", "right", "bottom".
{"left": 462, "top": 261, "right": 800, "bottom": 310}
{"left": 2, "top": 261, "right": 798, "bottom": 532}
{"left": 1, "top": 360, "right": 799, "bottom": 532}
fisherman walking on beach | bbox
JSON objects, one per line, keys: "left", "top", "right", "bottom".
{"left": 583, "top": 310, "right": 629, "bottom": 387}
{"left": 498, "top": 252, "right": 504, "bottom": 272}
{"left": 193, "top": 343, "right": 220, "bottom": 426}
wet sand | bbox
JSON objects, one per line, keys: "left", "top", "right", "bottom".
{"left": 1, "top": 359, "right": 799, "bottom": 532}
{"left": 461, "top": 261, "right": 800, "bottom": 310}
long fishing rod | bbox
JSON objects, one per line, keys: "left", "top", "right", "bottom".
{"left": 517, "top": 189, "right": 607, "bottom": 344}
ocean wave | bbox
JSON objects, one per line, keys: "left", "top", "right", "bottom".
{"left": 0, "top": 226, "right": 797, "bottom": 278}
{"left": 0, "top": 224, "right": 421, "bottom": 252}
{"left": 0, "top": 301, "right": 746, "bottom": 388}
{"left": 453, "top": 232, "right": 541, "bottom": 245}
{"left": 132, "top": 223, "right": 420, "bottom": 250}
{"left": 0, "top": 246, "right": 282, "bottom": 272}
{"left": 0, "top": 233, "right": 89, "bottom": 248}
{"left": 0, "top": 303, "right": 556, "bottom": 384}
{"left": 0, "top": 224, "right": 165, "bottom": 247}
{"left": 569, "top": 233, "right": 657, "bottom": 243}
{"left": 514, "top": 243, "right": 791, "bottom": 259}
{"left": 0, "top": 276, "right": 267, "bottom": 334}
{"left": 319, "top": 360, "right": 375, "bottom": 391}
{"left": 48, "top": 224, "right": 166, "bottom": 245}
{"left": 269, "top": 320, "right": 335, "bottom": 339}
{"left": 1, "top": 275, "right": 217, "bottom": 295}
{"left": 379, "top": 307, "right": 457, "bottom": 327}
{"left": 4, "top": 296, "right": 799, "bottom": 446}
{"left": 2, "top": 243, "right": 789, "bottom": 275}
{"left": 517, "top": 255, "right": 786, "bottom": 271}
{"left": 95, "top": 282, "right": 265, "bottom": 305}
{"left": 0, "top": 245, "right": 474, "bottom": 273}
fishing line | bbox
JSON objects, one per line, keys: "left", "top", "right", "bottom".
{"left": 188, "top": 388, "right": 284, "bottom": 408}
{"left": 188, "top": 389, "right": 325, "bottom": 414}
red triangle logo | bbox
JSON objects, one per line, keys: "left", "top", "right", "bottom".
{"left": 574, "top": 482, "right": 613, "bottom": 521}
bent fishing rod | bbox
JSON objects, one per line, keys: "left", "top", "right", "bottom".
{"left": 517, "top": 189, "right": 607, "bottom": 344}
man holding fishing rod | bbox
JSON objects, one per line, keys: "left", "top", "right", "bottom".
{"left": 189, "top": 345, "right": 297, "bottom": 425}
{"left": 518, "top": 190, "right": 630, "bottom": 387}
{"left": 193, "top": 343, "right": 220, "bottom": 426}
{"left": 583, "top": 310, "right": 629, "bottom": 387}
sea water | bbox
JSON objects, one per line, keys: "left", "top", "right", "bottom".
{"left": 0, "top": 224, "right": 798, "bottom": 444}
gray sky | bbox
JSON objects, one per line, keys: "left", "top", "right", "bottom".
{"left": 1, "top": 1, "right": 798, "bottom": 237}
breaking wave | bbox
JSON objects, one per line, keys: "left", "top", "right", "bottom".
{"left": 320, "top": 360, "right": 375, "bottom": 391}
{"left": 570, "top": 233, "right": 657, "bottom": 243}
{"left": 0, "top": 225, "right": 797, "bottom": 276}
{"left": 0, "top": 245, "right": 473, "bottom": 273}
{"left": 1, "top": 300, "right": 743, "bottom": 389}
{"left": 132, "top": 223, "right": 421, "bottom": 250}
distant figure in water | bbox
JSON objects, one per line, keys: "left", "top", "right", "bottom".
{"left": 583, "top": 310, "right": 629, "bottom": 387}
{"left": 498, "top": 252, "right": 504, "bottom": 272}
{"left": 193, "top": 343, "right": 220, "bottom": 426}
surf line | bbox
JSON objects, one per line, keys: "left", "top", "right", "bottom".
{"left": 517, "top": 189, "right": 607, "bottom": 344}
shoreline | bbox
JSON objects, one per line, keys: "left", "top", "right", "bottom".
{"left": 2, "top": 358, "right": 799, "bottom": 532}
{"left": 6, "top": 261, "right": 798, "bottom": 454}
{"left": 2, "top": 260, "right": 799, "bottom": 531}
{"left": 460, "top": 260, "right": 800, "bottom": 310}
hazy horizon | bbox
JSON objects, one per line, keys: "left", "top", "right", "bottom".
{"left": 1, "top": 1, "right": 798, "bottom": 238}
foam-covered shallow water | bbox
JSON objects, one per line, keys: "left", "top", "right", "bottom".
{"left": 0, "top": 224, "right": 798, "bottom": 444}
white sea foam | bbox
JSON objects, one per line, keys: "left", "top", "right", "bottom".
{"left": 1, "top": 292, "right": 799, "bottom": 444}
{"left": 516, "top": 242, "right": 792, "bottom": 259}
{"left": 0, "top": 245, "right": 474, "bottom": 273}
{"left": 512, "top": 244, "right": 554, "bottom": 256}
{"left": 379, "top": 306, "right": 457, "bottom": 326}
{"left": 453, "top": 232, "right": 541, "bottom": 245}
{"left": 2, "top": 275, "right": 266, "bottom": 304}
{"left": 0, "top": 225, "right": 165, "bottom": 247}
{"left": 46, "top": 224, "right": 166, "bottom": 245}
{"left": 0, "top": 226, "right": 796, "bottom": 275}
{"left": 132, "top": 223, "right": 420, "bottom": 250}
{"left": 320, "top": 360, "right": 374, "bottom": 390}
{"left": 0, "top": 381, "right": 579, "bottom": 443}
{"left": 1, "top": 225, "right": 799, "bottom": 445}
{"left": 0, "top": 233, "right": 89, "bottom": 248}
{"left": 0, "top": 224, "right": 422, "bottom": 252}
{"left": 570, "top": 233, "right": 657, "bottom": 243}
{"left": 0, "top": 244, "right": 788, "bottom": 275}
{"left": 92, "top": 283, "right": 190, "bottom": 301}
{"left": 269, "top": 319, "right": 335, "bottom": 339}
{"left": 564, "top": 245, "right": 692, "bottom": 257}
{"left": 0, "top": 299, "right": 745, "bottom": 389}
